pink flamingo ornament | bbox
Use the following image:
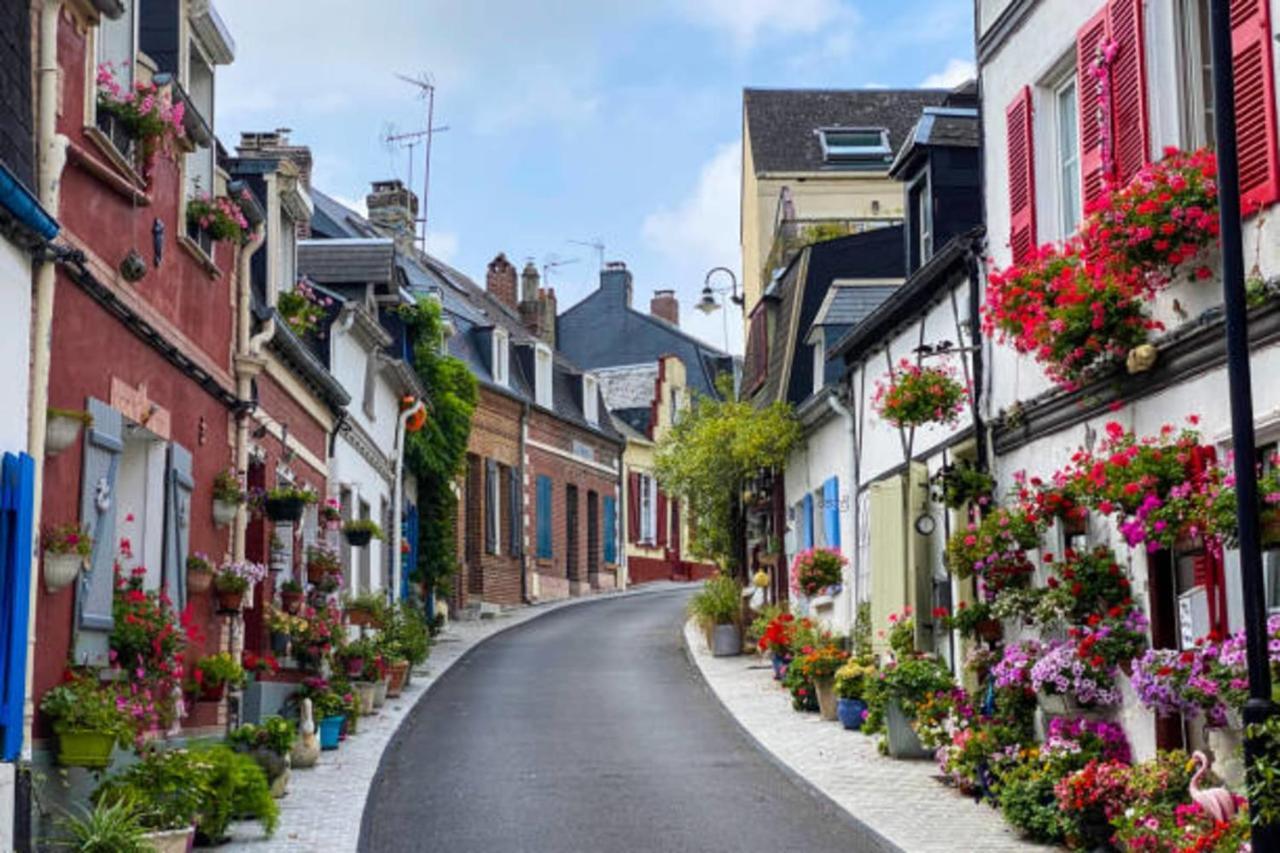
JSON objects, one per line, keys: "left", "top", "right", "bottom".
{"left": 1189, "top": 750, "right": 1238, "bottom": 823}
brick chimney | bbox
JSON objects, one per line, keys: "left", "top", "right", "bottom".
{"left": 486, "top": 253, "right": 518, "bottom": 310}
{"left": 519, "top": 261, "right": 543, "bottom": 335}
{"left": 540, "top": 287, "right": 557, "bottom": 348}
{"left": 237, "top": 129, "right": 313, "bottom": 236}
{"left": 366, "top": 180, "right": 419, "bottom": 252}
{"left": 650, "top": 289, "right": 679, "bottom": 326}
{"left": 600, "top": 261, "right": 632, "bottom": 307}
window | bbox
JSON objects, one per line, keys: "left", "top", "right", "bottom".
{"left": 917, "top": 181, "right": 933, "bottom": 262}
{"left": 280, "top": 212, "right": 297, "bottom": 297}
{"left": 818, "top": 128, "right": 892, "bottom": 164}
{"left": 97, "top": 1, "right": 137, "bottom": 92}
{"left": 536, "top": 475, "right": 553, "bottom": 558}
{"left": 1054, "top": 76, "right": 1082, "bottom": 237}
{"left": 1177, "top": 0, "right": 1215, "bottom": 151}
{"left": 603, "top": 495, "right": 617, "bottom": 564}
{"left": 1260, "top": 442, "right": 1280, "bottom": 614}
{"left": 639, "top": 475, "right": 655, "bottom": 543}
{"left": 583, "top": 374, "right": 598, "bottom": 425}
{"left": 185, "top": 41, "right": 215, "bottom": 202}
{"left": 485, "top": 460, "right": 501, "bottom": 556}
{"left": 812, "top": 332, "right": 825, "bottom": 396}
{"left": 535, "top": 344, "right": 553, "bottom": 408}
{"left": 492, "top": 328, "right": 509, "bottom": 387}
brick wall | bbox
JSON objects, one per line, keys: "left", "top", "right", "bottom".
{"left": 0, "top": 1, "right": 32, "bottom": 188}
{"left": 456, "top": 387, "right": 524, "bottom": 607}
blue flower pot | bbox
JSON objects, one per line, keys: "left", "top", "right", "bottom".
{"left": 771, "top": 653, "right": 790, "bottom": 680}
{"left": 837, "top": 697, "right": 867, "bottom": 730}
{"left": 319, "top": 715, "right": 344, "bottom": 751}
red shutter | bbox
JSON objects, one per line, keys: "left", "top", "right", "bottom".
{"left": 1077, "top": 9, "right": 1111, "bottom": 210}
{"left": 1107, "top": 0, "right": 1150, "bottom": 185}
{"left": 627, "top": 472, "right": 640, "bottom": 543}
{"left": 656, "top": 490, "right": 668, "bottom": 547}
{"left": 1006, "top": 86, "right": 1037, "bottom": 263}
{"left": 1232, "top": 0, "right": 1280, "bottom": 214}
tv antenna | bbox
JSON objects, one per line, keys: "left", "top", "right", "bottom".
{"left": 542, "top": 255, "right": 579, "bottom": 284}
{"left": 395, "top": 72, "right": 449, "bottom": 249}
{"left": 569, "top": 238, "right": 605, "bottom": 270}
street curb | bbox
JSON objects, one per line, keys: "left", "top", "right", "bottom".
{"left": 352, "top": 582, "right": 692, "bottom": 850}
{"left": 680, "top": 622, "right": 903, "bottom": 853}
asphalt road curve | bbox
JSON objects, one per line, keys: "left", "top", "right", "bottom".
{"left": 358, "top": 587, "right": 869, "bottom": 853}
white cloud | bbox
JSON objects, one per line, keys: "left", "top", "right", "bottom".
{"left": 424, "top": 230, "right": 460, "bottom": 263}
{"left": 920, "top": 58, "right": 975, "bottom": 89}
{"left": 678, "top": 0, "right": 849, "bottom": 50}
{"left": 641, "top": 141, "right": 743, "bottom": 353}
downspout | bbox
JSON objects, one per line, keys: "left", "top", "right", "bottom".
{"left": 519, "top": 401, "right": 531, "bottom": 603}
{"left": 964, "top": 241, "right": 988, "bottom": 472}
{"left": 827, "top": 391, "right": 856, "bottom": 630}
{"left": 391, "top": 400, "right": 425, "bottom": 605}
{"left": 24, "top": 0, "right": 70, "bottom": 762}
{"left": 232, "top": 225, "right": 267, "bottom": 562}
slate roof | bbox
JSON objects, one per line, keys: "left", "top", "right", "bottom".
{"left": 309, "top": 190, "right": 621, "bottom": 445}
{"left": 811, "top": 284, "right": 899, "bottom": 329}
{"left": 889, "top": 106, "right": 980, "bottom": 178}
{"left": 743, "top": 88, "right": 949, "bottom": 174}
{"left": 298, "top": 238, "right": 397, "bottom": 286}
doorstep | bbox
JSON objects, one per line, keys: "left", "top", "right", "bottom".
{"left": 682, "top": 620, "right": 1045, "bottom": 853}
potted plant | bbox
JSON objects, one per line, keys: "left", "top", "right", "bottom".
{"left": 278, "top": 578, "right": 305, "bottom": 614}
{"left": 687, "top": 573, "right": 742, "bottom": 656}
{"left": 189, "top": 652, "right": 245, "bottom": 703}
{"left": 52, "top": 797, "right": 149, "bottom": 853}
{"left": 872, "top": 359, "right": 969, "bottom": 428}
{"left": 186, "top": 552, "right": 214, "bottom": 594}
{"left": 793, "top": 644, "right": 849, "bottom": 722}
{"left": 304, "top": 684, "right": 346, "bottom": 751}
{"left": 321, "top": 497, "right": 343, "bottom": 530}
{"left": 211, "top": 468, "right": 244, "bottom": 528}
{"left": 94, "top": 62, "right": 186, "bottom": 168}
{"left": 92, "top": 747, "right": 208, "bottom": 853}
{"left": 45, "top": 406, "right": 92, "bottom": 457}
{"left": 940, "top": 600, "right": 1002, "bottom": 642}
{"left": 755, "top": 611, "right": 795, "bottom": 679}
{"left": 213, "top": 559, "right": 267, "bottom": 611}
{"left": 262, "top": 484, "right": 316, "bottom": 523}
{"left": 344, "top": 592, "right": 385, "bottom": 628}
{"left": 228, "top": 716, "right": 296, "bottom": 798}
{"left": 931, "top": 460, "right": 995, "bottom": 509}
{"left": 40, "top": 672, "right": 129, "bottom": 768}
{"left": 788, "top": 547, "right": 846, "bottom": 598}
{"left": 834, "top": 659, "right": 875, "bottom": 730}
{"left": 183, "top": 743, "right": 278, "bottom": 844}
{"left": 339, "top": 638, "right": 375, "bottom": 679}
{"left": 277, "top": 280, "right": 331, "bottom": 338}
{"left": 343, "top": 518, "right": 383, "bottom": 548}
{"left": 42, "top": 522, "right": 92, "bottom": 593}
{"left": 186, "top": 192, "right": 249, "bottom": 247}
{"left": 306, "top": 545, "right": 342, "bottom": 584}
{"left": 866, "top": 615, "right": 955, "bottom": 759}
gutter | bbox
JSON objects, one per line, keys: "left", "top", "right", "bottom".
{"left": 232, "top": 224, "right": 267, "bottom": 562}
{"left": 0, "top": 166, "right": 58, "bottom": 243}
{"left": 520, "top": 400, "right": 531, "bottom": 604}
{"left": 391, "top": 400, "right": 425, "bottom": 606}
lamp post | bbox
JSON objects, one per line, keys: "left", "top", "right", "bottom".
{"left": 1207, "top": 1, "right": 1277, "bottom": 846}
{"left": 696, "top": 266, "right": 743, "bottom": 351}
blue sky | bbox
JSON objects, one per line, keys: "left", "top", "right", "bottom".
{"left": 215, "top": 0, "right": 975, "bottom": 354}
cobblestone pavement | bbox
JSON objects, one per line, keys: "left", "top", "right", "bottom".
{"left": 684, "top": 620, "right": 1047, "bottom": 853}
{"left": 223, "top": 585, "right": 681, "bottom": 852}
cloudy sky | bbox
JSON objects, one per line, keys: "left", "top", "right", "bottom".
{"left": 214, "top": 0, "right": 974, "bottom": 354}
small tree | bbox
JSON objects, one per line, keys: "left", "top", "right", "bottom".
{"left": 654, "top": 377, "right": 799, "bottom": 576}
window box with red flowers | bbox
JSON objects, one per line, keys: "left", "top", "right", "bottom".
{"left": 872, "top": 359, "right": 968, "bottom": 428}
{"left": 944, "top": 506, "right": 1043, "bottom": 600}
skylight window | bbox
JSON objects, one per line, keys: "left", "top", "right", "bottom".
{"left": 818, "top": 128, "right": 892, "bottom": 163}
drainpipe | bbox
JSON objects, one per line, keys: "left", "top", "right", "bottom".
{"left": 391, "top": 400, "right": 425, "bottom": 604}
{"left": 232, "top": 225, "right": 267, "bottom": 562}
{"left": 827, "top": 392, "right": 857, "bottom": 630}
{"left": 23, "top": 0, "right": 70, "bottom": 765}
{"left": 519, "top": 400, "right": 531, "bottom": 603}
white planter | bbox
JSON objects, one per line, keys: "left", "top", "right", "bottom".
{"left": 141, "top": 826, "right": 193, "bottom": 853}
{"left": 45, "top": 414, "right": 84, "bottom": 456}
{"left": 212, "top": 498, "right": 239, "bottom": 528}
{"left": 1207, "top": 726, "right": 1245, "bottom": 790}
{"left": 43, "top": 551, "right": 84, "bottom": 593}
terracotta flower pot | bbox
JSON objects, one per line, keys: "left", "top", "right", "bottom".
{"left": 281, "top": 590, "right": 304, "bottom": 614}
{"left": 216, "top": 587, "right": 245, "bottom": 612}
{"left": 347, "top": 608, "right": 376, "bottom": 628}
{"left": 199, "top": 682, "right": 227, "bottom": 703}
{"left": 43, "top": 551, "right": 84, "bottom": 593}
{"left": 306, "top": 563, "right": 333, "bottom": 584}
{"left": 187, "top": 568, "right": 213, "bottom": 595}
{"left": 386, "top": 660, "right": 410, "bottom": 697}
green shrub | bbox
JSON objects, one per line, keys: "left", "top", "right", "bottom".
{"left": 52, "top": 797, "right": 148, "bottom": 853}
{"left": 687, "top": 573, "right": 741, "bottom": 627}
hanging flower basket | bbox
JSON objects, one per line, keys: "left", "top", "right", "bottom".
{"left": 343, "top": 519, "right": 383, "bottom": 548}
{"left": 873, "top": 359, "right": 969, "bottom": 428}
{"left": 45, "top": 408, "right": 91, "bottom": 456}
{"left": 212, "top": 498, "right": 239, "bottom": 528}
{"left": 265, "top": 496, "right": 306, "bottom": 523}
{"left": 216, "top": 588, "right": 245, "bottom": 612}
{"left": 186, "top": 553, "right": 214, "bottom": 595}
{"left": 41, "top": 523, "right": 92, "bottom": 593}
{"left": 43, "top": 551, "right": 84, "bottom": 593}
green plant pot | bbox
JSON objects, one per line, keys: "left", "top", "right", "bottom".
{"left": 56, "top": 730, "right": 116, "bottom": 768}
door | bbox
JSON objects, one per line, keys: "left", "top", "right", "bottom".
{"left": 1147, "top": 549, "right": 1188, "bottom": 751}
{"left": 566, "top": 485, "right": 579, "bottom": 581}
{"left": 670, "top": 498, "right": 682, "bottom": 577}
{"left": 586, "top": 491, "right": 599, "bottom": 584}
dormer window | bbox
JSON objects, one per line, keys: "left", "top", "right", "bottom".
{"left": 535, "top": 344, "right": 553, "bottom": 408}
{"left": 583, "top": 374, "right": 599, "bottom": 425}
{"left": 818, "top": 128, "right": 891, "bottom": 164}
{"left": 492, "top": 327, "right": 509, "bottom": 387}
{"left": 812, "top": 331, "right": 825, "bottom": 396}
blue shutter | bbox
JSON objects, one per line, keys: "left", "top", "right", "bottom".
{"left": 823, "top": 477, "right": 841, "bottom": 550}
{"left": 536, "top": 475, "right": 552, "bottom": 559}
{"left": 802, "top": 494, "right": 814, "bottom": 550}
{"left": 77, "top": 399, "right": 123, "bottom": 666}
{"left": 1, "top": 452, "right": 35, "bottom": 761}
{"left": 603, "top": 496, "right": 617, "bottom": 564}
{"left": 402, "top": 503, "right": 419, "bottom": 601}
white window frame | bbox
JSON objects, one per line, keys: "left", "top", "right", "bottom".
{"left": 583, "top": 374, "right": 599, "bottom": 425}
{"left": 818, "top": 127, "right": 892, "bottom": 163}
{"left": 185, "top": 38, "right": 216, "bottom": 203}
{"left": 492, "top": 327, "right": 509, "bottom": 388}
{"left": 535, "top": 343, "right": 553, "bottom": 409}
{"left": 1053, "top": 74, "right": 1082, "bottom": 239}
{"left": 812, "top": 331, "right": 825, "bottom": 396}
{"left": 95, "top": 1, "right": 138, "bottom": 100}
{"left": 639, "top": 474, "right": 655, "bottom": 544}
{"left": 1175, "top": 0, "right": 1214, "bottom": 151}
{"left": 487, "top": 463, "right": 502, "bottom": 557}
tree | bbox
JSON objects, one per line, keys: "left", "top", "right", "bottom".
{"left": 654, "top": 377, "right": 799, "bottom": 575}
{"left": 398, "top": 298, "right": 477, "bottom": 601}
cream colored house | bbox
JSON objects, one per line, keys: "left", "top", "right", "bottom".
{"left": 739, "top": 88, "right": 951, "bottom": 325}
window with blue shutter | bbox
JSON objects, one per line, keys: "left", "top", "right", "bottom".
{"left": 823, "top": 477, "right": 841, "bottom": 550}
{"left": 536, "top": 475, "right": 552, "bottom": 559}
{"left": 1, "top": 452, "right": 35, "bottom": 761}
{"left": 603, "top": 496, "right": 617, "bottom": 564}
{"left": 802, "top": 493, "right": 814, "bottom": 550}
{"left": 77, "top": 399, "right": 124, "bottom": 667}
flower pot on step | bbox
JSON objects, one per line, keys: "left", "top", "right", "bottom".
{"left": 373, "top": 678, "right": 388, "bottom": 708}
{"left": 711, "top": 624, "right": 741, "bottom": 657}
{"left": 353, "top": 681, "right": 377, "bottom": 715}
{"left": 344, "top": 657, "right": 365, "bottom": 678}
{"left": 43, "top": 551, "right": 83, "bottom": 593}
{"left": 814, "top": 678, "right": 838, "bottom": 721}
{"left": 386, "top": 660, "right": 409, "bottom": 697}
{"left": 884, "top": 701, "right": 931, "bottom": 760}
{"left": 771, "top": 652, "right": 790, "bottom": 680}
{"left": 318, "top": 715, "right": 343, "bottom": 750}
{"left": 212, "top": 499, "right": 239, "bottom": 528}
{"left": 55, "top": 730, "right": 116, "bottom": 769}
{"left": 837, "top": 698, "right": 867, "bottom": 730}
{"left": 141, "top": 826, "right": 193, "bottom": 853}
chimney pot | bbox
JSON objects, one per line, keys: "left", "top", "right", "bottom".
{"left": 486, "top": 253, "right": 518, "bottom": 310}
{"left": 650, "top": 289, "right": 679, "bottom": 326}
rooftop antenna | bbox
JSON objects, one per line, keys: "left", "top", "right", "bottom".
{"left": 542, "top": 255, "right": 579, "bottom": 284}
{"left": 395, "top": 72, "right": 449, "bottom": 250}
{"left": 569, "top": 238, "right": 605, "bottom": 270}
{"left": 380, "top": 122, "right": 426, "bottom": 192}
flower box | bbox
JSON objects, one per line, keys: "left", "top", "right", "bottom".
{"left": 55, "top": 730, "right": 116, "bottom": 769}
{"left": 94, "top": 106, "right": 138, "bottom": 165}
{"left": 884, "top": 700, "right": 931, "bottom": 760}
{"left": 265, "top": 495, "right": 306, "bottom": 523}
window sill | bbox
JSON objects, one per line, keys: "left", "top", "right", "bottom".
{"left": 177, "top": 233, "right": 221, "bottom": 278}
{"left": 535, "top": 558, "right": 554, "bottom": 569}
{"left": 83, "top": 125, "right": 148, "bottom": 189}
{"left": 67, "top": 137, "right": 151, "bottom": 206}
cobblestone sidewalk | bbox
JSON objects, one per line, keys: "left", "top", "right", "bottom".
{"left": 224, "top": 586, "right": 678, "bottom": 851}
{"left": 683, "top": 620, "right": 1045, "bottom": 853}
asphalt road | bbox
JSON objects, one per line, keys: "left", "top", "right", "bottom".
{"left": 357, "top": 587, "right": 864, "bottom": 853}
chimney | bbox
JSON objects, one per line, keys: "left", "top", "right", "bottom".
{"left": 486, "top": 253, "right": 518, "bottom": 310}
{"left": 366, "top": 179, "right": 419, "bottom": 253}
{"left": 600, "top": 261, "right": 632, "bottom": 307}
{"left": 540, "top": 287, "right": 558, "bottom": 348}
{"left": 519, "top": 261, "right": 543, "bottom": 336}
{"left": 650, "top": 289, "right": 679, "bottom": 326}
{"left": 237, "top": 129, "right": 314, "bottom": 236}
{"left": 520, "top": 260, "right": 541, "bottom": 305}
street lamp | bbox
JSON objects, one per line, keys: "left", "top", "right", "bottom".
{"left": 1207, "top": 1, "right": 1277, "bottom": 847}
{"left": 698, "top": 267, "right": 743, "bottom": 350}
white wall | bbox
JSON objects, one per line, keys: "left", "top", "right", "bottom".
{"left": 0, "top": 241, "right": 30, "bottom": 454}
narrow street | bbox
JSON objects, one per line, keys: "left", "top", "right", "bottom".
{"left": 358, "top": 589, "right": 858, "bottom": 853}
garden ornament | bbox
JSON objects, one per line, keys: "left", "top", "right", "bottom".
{"left": 1188, "top": 750, "right": 1237, "bottom": 823}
